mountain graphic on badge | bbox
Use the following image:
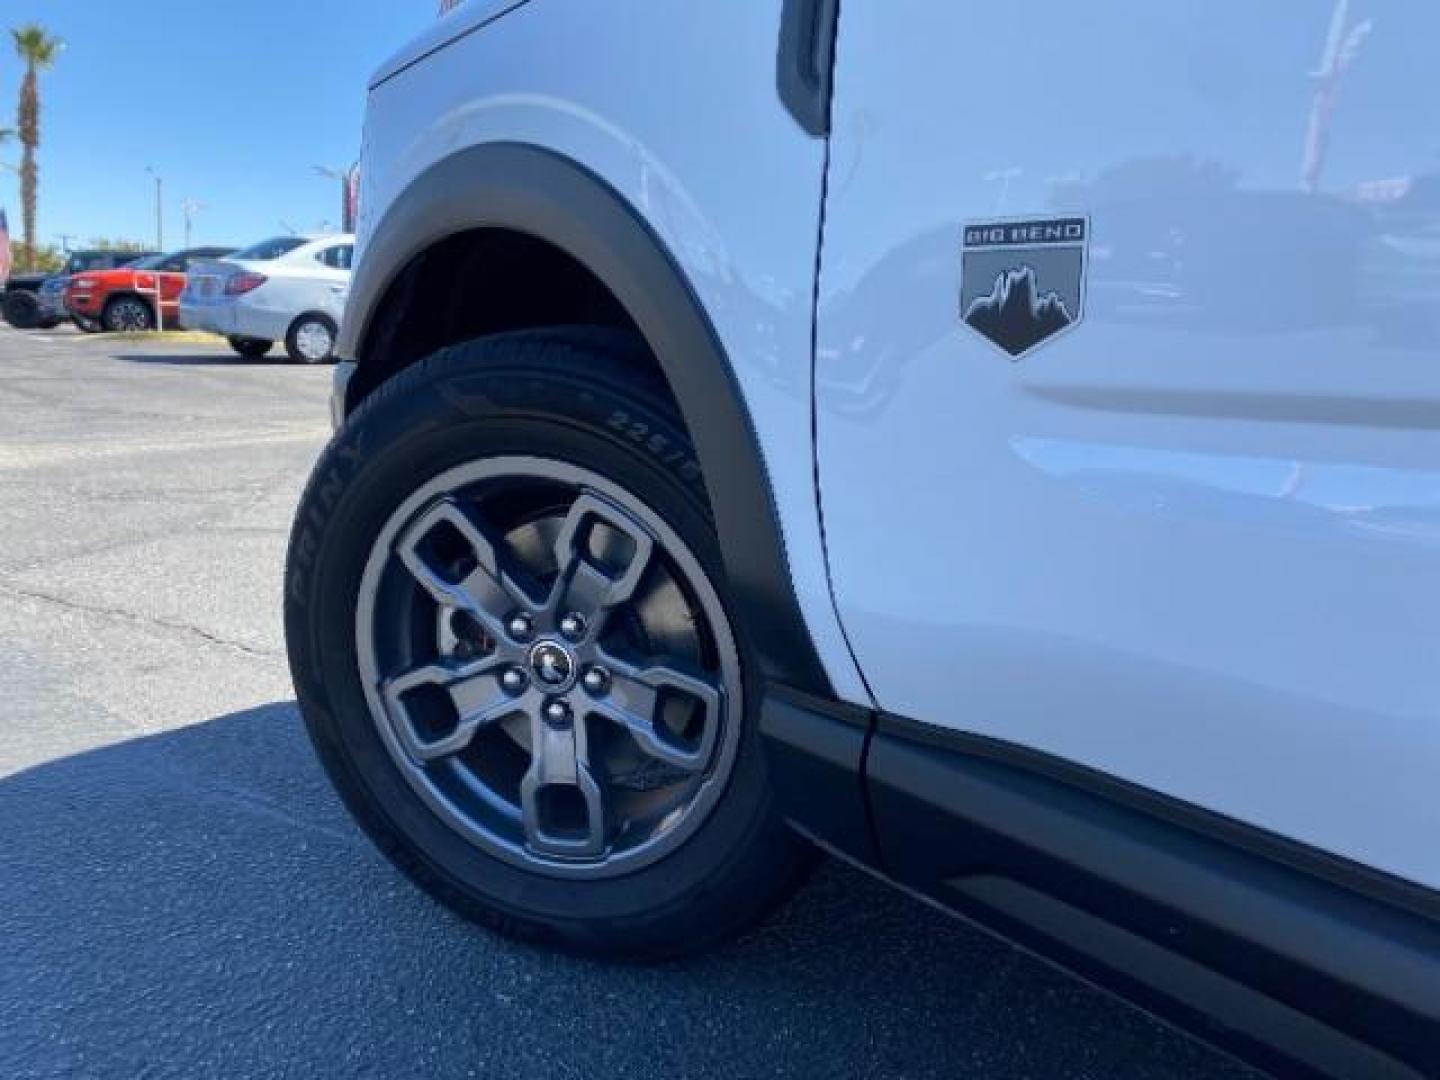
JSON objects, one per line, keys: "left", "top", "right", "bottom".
{"left": 963, "top": 267, "right": 1073, "bottom": 358}
{"left": 959, "top": 217, "right": 1088, "bottom": 359}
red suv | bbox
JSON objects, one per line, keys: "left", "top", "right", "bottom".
{"left": 66, "top": 246, "right": 235, "bottom": 332}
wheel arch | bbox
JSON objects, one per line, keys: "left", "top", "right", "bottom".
{"left": 339, "top": 142, "right": 834, "bottom": 697}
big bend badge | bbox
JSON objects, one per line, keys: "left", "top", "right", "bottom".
{"left": 960, "top": 217, "right": 1088, "bottom": 359}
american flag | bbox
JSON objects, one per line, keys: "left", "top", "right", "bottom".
{"left": 0, "top": 209, "right": 11, "bottom": 287}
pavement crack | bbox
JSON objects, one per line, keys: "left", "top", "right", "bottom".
{"left": 0, "top": 581, "right": 283, "bottom": 660}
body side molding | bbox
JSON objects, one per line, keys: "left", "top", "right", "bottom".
{"left": 760, "top": 698, "right": 1440, "bottom": 1078}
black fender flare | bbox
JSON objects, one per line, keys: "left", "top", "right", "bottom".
{"left": 339, "top": 142, "right": 834, "bottom": 697}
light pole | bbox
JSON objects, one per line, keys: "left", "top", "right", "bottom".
{"left": 180, "top": 199, "right": 206, "bottom": 248}
{"left": 313, "top": 162, "right": 360, "bottom": 233}
{"left": 145, "top": 166, "right": 164, "bottom": 251}
{"left": 1302, "top": 0, "right": 1373, "bottom": 194}
{"left": 984, "top": 167, "right": 1023, "bottom": 214}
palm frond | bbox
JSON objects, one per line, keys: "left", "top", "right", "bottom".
{"left": 11, "top": 24, "right": 63, "bottom": 70}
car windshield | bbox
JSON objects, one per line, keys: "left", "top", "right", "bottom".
{"left": 127, "top": 255, "right": 166, "bottom": 270}
{"left": 70, "top": 254, "right": 117, "bottom": 273}
{"left": 230, "top": 237, "right": 307, "bottom": 262}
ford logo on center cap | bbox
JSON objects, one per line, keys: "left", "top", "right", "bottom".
{"left": 529, "top": 641, "right": 576, "bottom": 690}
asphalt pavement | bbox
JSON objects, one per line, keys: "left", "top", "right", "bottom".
{"left": 0, "top": 325, "right": 1257, "bottom": 1079}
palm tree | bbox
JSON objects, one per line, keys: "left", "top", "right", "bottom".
{"left": 11, "top": 25, "right": 62, "bottom": 271}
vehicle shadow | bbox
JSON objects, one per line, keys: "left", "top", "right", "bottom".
{"left": 116, "top": 352, "right": 259, "bottom": 366}
{"left": 1, "top": 702, "right": 1247, "bottom": 1080}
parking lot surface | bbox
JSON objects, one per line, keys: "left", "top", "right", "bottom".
{"left": 0, "top": 326, "right": 1255, "bottom": 1079}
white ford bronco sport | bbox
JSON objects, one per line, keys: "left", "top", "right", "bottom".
{"left": 286, "top": 2, "right": 1440, "bottom": 1074}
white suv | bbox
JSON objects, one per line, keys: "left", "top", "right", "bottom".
{"left": 285, "top": 3, "right": 1440, "bottom": 1075}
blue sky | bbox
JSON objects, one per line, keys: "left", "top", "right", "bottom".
{"left": 0, "top": 1, "right": 428, "bottom": 251}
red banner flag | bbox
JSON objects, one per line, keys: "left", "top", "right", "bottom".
{"left": 0, "top": 209, "right": 12, "bottom": 287}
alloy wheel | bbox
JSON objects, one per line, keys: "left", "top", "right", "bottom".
{"left": 355, "top": 457, "right": 741, "bottom": 879}
{"left": 106, "top": 299, "right": 152, "bottom": 333}
{"left": 294, "top": 319, "right": 333, "bottom": 361}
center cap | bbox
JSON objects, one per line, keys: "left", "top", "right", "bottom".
{"left": 529, "top": 640, "right": 577, "bottom": 692}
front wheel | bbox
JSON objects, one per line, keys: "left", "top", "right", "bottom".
{"left": 2, "top": 291, "right": 40, "bottom": 330}
{"left": 102, "top": 295, "right": 155, "bottom": 333}
{"left": 285, "top": 329, "right": 813, "bottom": 959}
{"left": 228, "top": 335, "right": 273, "bottom": 359}
{"left": 285, "top": 313, "right": 337, "bottom": 364}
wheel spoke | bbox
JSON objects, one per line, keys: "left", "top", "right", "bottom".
{"left": 589, "top": 652, "right": 722, "bottom": 772}
{"left": 358, "top": 459, "right": 743, "bottom": 877}
{"left": 520, "top": 717, "right": 607, "bottom": 858}
{"left": 382, "top": 657, "right": 516, "bottom": 763}
{"left": 396, "top": 499, "right": 534, "bottom": 643}
{"left": 546, "top": 492, "right": 655, "bottom": 633}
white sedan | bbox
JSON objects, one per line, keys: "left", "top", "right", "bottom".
{"left": 179, "top": 234, "right": 354, "bottom": 363}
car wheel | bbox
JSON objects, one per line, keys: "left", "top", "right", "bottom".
{"left": 102, "top": 296, "right": 155, "bottom": 333}
{"left": 228, "top": 335, "right": 273, "bottom": 359}
{"left": 285, "top": 328, "right": 814, "bottom": 959}
{"left": 285, "top": 313, "right": 337, "bottom": 364}
{"left": 2, "top": 291, "right": 41, "bottom": 330}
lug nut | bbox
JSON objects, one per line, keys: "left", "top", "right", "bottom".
{"left": 582, "top": 666, "right": 610, "bottom": 695}
{"left": 501, "top": 667, "right": 528, "bottom": 694}
{"left": 559, "top": 612, "right": 588, "bottom": 641}
{"left": 507, "top": 613, "right": 535, "bottom": 642}
{"left": 543, "top": 700, "right": 572, "bottom": 727}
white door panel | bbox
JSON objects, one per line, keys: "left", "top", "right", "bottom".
{"left": 818, "top": 1, "right": 1440, "bottom": 887}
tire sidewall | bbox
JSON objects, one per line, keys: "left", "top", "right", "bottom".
{"left": 287, "top": 352, "right": 790, "bottom": 948}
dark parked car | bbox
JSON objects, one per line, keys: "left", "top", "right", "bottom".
{"left": 2, "top": 249, "right": 157, "bottom": 330}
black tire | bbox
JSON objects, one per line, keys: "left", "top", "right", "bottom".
{"left": 228, "top": 335, "right": 273, "bottom": 359}
{"left": 102, "top": 294, "right": 155, "bottom": 333}
{"left": 285, "top": 328, "right": 815, "bottom": 960}
{"left": 2, "top": 290, "right": 41, "bottom": 330}
{"left": 284, "top": 312, "right": 337, "bottom": 364}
